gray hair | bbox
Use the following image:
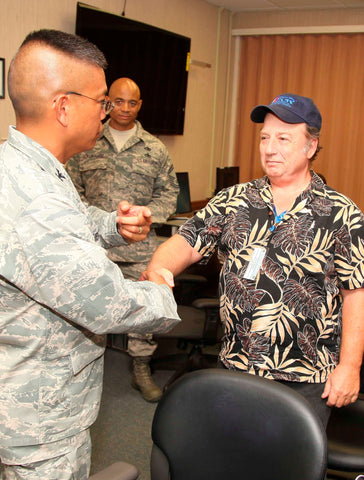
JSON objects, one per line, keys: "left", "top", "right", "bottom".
{"left": 305, "top": 124, "right": 322, "bottom": 162}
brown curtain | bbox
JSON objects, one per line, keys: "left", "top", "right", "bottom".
{"left": 235, "top": 33, "right": 364, "bottom": 209}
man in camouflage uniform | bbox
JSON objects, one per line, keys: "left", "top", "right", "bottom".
{"left": 0, "top": 30, "right": 180, "bottom": 480}
{"left": 66, "top": 77, "right": 179, "bottom": 402}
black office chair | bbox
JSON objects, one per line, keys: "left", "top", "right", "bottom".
{"left": 152, "top": 297, "right": 221, "bottom": 390}
{"left": 150, "top": 369, "right": 327, "bottom": 480}
{"left": 172, "top": 250, "right": 221, "bottom": 306}
{"left": 152, "top": 254, "right": 222, "bottom": 390}
{"left": 89, "top": 461, "right": 139, "bottom": 480}
{"left": 327, "top": 394, "right": 364, "bottom": 479}
{"left": 326, "top": 364, "right": 364, "bottom": 479}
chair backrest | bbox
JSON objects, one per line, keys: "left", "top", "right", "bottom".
{"left": 327, "top": 392, "right": 364, "bottom": 472}
{"left": 151, "top": 369, "right": 327, "bottom": 480}
{"left": 326, "top": 361, "right": 364, "bottom": 473}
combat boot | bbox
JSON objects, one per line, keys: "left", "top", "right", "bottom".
{"left": 131, "top": 356, "right": 163, "bottom": 402}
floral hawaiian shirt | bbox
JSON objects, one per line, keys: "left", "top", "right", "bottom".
{"left": 178, "top": 172, "right": 364, "bottom": 383}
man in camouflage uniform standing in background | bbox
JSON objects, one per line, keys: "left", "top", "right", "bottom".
{"left": 67, "top": 77, "right": 179, "bottom": 402}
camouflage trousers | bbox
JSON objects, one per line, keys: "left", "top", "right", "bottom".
{"left": 0, "top": 429, "right": 91, "bottom": 480}
{"left": 116, "top": 262, "right": 158, "bottom": 357}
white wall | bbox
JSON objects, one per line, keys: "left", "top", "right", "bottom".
{"left": 0, "top": 0, "right": 233, "bottom": 201}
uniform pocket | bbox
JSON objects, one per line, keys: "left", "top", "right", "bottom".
{"left": 78, "top": 157, "right": 109, "bottom": 173}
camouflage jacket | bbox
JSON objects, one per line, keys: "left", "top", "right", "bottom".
{"left": 0, "top": 126, "right": 180, "bottom": 455}
{"left": 66, "top": 120, "right": 179, "bottom": 264}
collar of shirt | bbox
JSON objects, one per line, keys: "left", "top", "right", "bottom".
{"left": 256, "top": 170, "right": 327, "bottom": 208}
{"left": 101, "top": 119, "right": 145, "bottom": 152}
{"left": 7, "top": 125, "right": 71, "bottom": 185}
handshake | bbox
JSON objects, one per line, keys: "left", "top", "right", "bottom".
{"left": 140, "top": 268, "right": 175, "bottom": 289}
{"left": 115, "top": 201, "right": 175, "bottom": 289}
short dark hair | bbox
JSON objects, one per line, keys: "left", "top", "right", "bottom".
{"left": 21, "top": 29, "right": 107, "bottom": 69}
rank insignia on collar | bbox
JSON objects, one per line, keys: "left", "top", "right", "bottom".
{"left": 56, "top": 168, "right": 66, "bottom": 181}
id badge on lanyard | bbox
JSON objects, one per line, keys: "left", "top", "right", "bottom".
{"left": 243, "top": 247, "right": 266, "bottom": 281}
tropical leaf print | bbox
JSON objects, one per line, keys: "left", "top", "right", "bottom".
{"left": 297, "top": 229, "right": 333, "bottom": 275}
{"left": 236, "top": 318, "right": 270, "bottom": 362}
{"left": 335, "top": 224, "right": 352, "bottom": 263}
{"left": 262, "top": 256, "right": 285, "bottom": 284}
{"left": 253, "top": 302, "right": 299, "bottom": 344}
{"left": 179, "top": 220, "right": 198, "bottom": 245}
{"left": 297, "top": 324, "right": 318, "bottom": 365}
{"left": 336, "top": 238, "right": 364, "bottom": 288}
{"left": 245, "top": 186, "right": 266, "bottom": 209}
{"left": 271, "top": 216, "right": 315, "bottom": 257}
{"left": 283, "top": 277, "right": 323, "bottom": 319}
{"left": 225, "top": 272, "right": 265, "bottom": 311}
{"left": 200, "top": 214, "right": 225, "bottom": 243}
{"left": 220, "top": 210, "right": 251, "bottom": 251}
{"left": 327, "top": 346, "right": 340, "bottom": 366}
{"left": 246, "top": 218, "right": 271, "bottom": 247}
{"left": 262, "top": 344, "right": 301, "bottom": 381}
{"left": 323, "top": 255, "right": 337, "bottom": 296}
{"left": 310, "top": 196, "right": 332, "bottom": 216}
{"left": 269, "top": 369, "right": 301, "bottom": 382}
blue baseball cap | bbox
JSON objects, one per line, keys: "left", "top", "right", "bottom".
{"left": 250, "top": 94, "right": 322, "bottom": 131}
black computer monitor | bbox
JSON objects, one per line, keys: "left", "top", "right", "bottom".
{"left": 76, "top": 3, "right": 190, "bottom": 135}
{"left": 175, "top": 172, "right": 192, "bottom": 214}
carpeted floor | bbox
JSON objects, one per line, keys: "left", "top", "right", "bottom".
{"left": 90, "top": 346, "right": 172, "bottom": 479}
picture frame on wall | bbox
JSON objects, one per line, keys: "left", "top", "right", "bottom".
{"left": 0, "top": 58, "right": 5, "bottom": 99}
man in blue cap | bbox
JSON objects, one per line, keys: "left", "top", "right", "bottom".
{"left": 144, "top": 93, "right": 364, "bottom": 427}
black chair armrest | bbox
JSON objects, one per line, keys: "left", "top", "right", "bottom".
{"left": 174, "top": 273, "right": 209, "bottom": 305}
{"left": 190, "top": 297, "right": 221, "bottom": 343}
{"left": 88, "top": 462, "right": 139, "bottom": 480}
{"left": 175, "top": 273, "right": 208, "bottom": 284}
{"left": 192, "top": 298, "right": 220, "bottom": 309}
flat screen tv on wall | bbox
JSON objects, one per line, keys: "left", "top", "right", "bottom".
{"left": 76, "top": 3, "right": 191, "bottom": 135}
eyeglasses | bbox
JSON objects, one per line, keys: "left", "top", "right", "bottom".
{"left": 66, "top": 91, "right": 114, "bottom": 115}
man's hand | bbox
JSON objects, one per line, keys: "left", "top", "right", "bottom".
{"left": 323, "top": 288, "right": 364, "bottom": 407}
{"left": 116, "top": 201, "right": 152, "bottom": 243}
{"left": 140, "top": 268, "right": 175, "bottom": 287}
{"left": 322, "top": 363, "right": 361, "bottom": 407}
{"left": 141, "top": 270, "right": 174, "bottom": 289}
